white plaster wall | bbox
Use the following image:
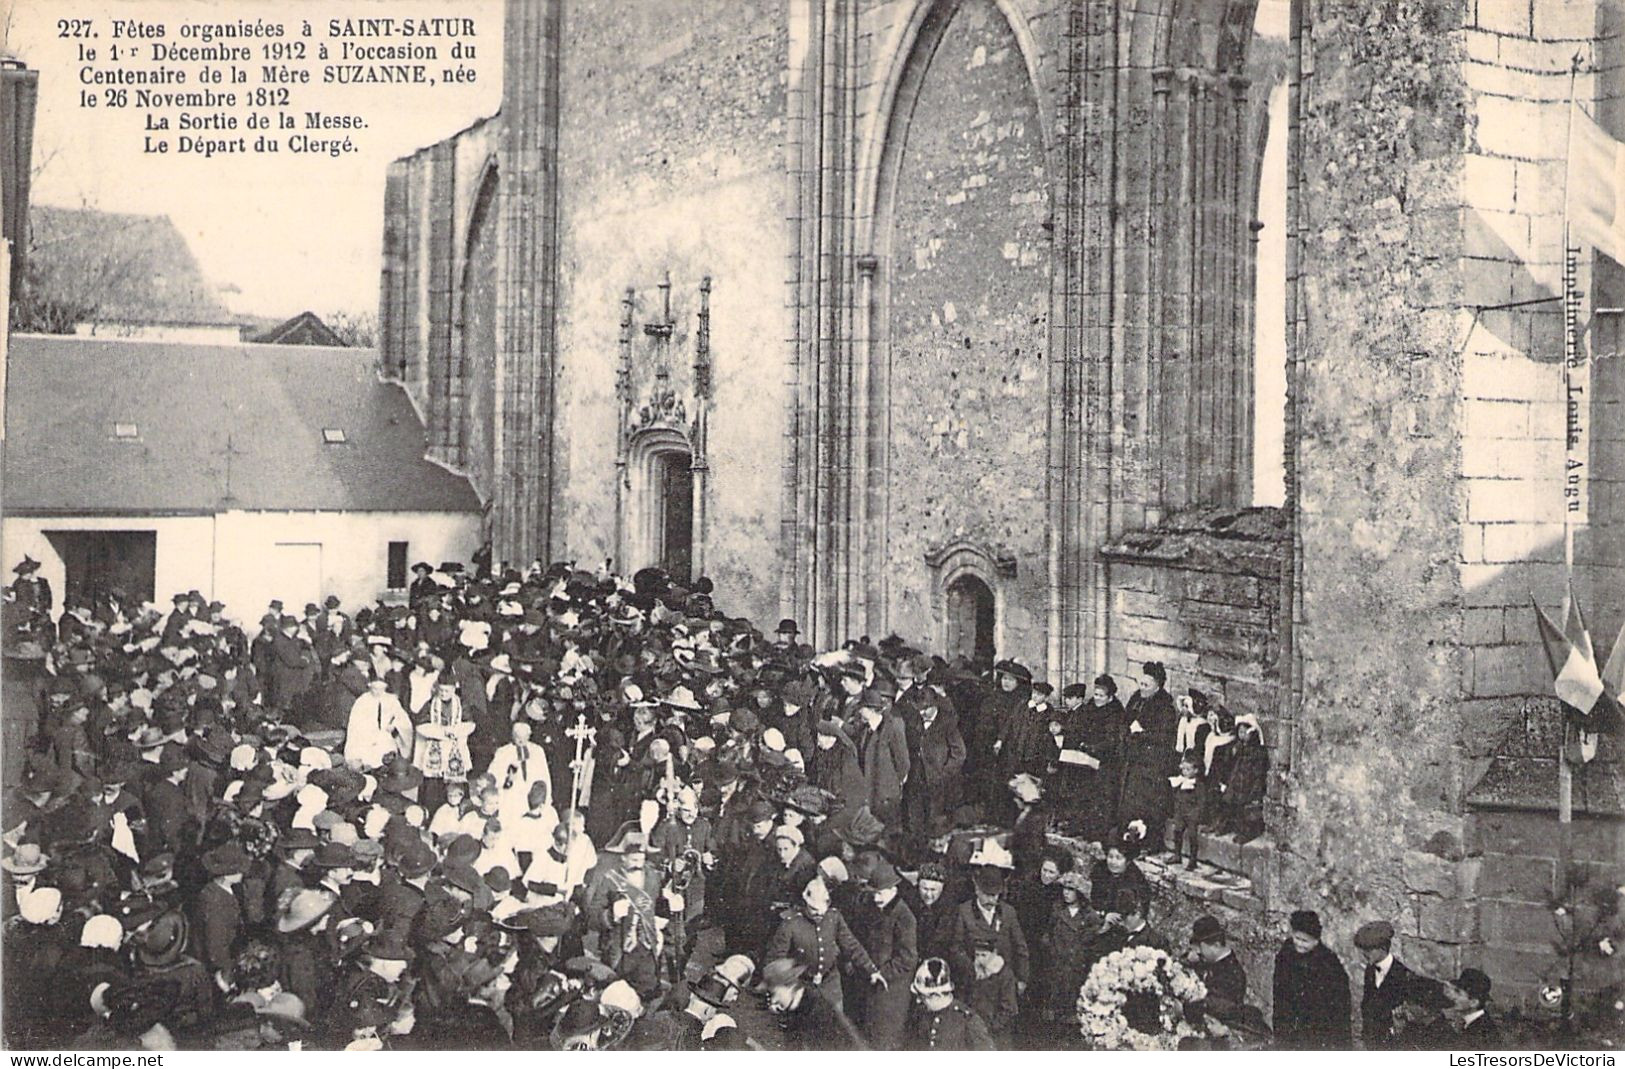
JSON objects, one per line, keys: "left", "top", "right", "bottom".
{"left": 3, "top": 510, "right": 479, "bottom": 623}
{"left": 210, "top": 511, "right": 481, "bottom": 620}
{"left": 2, "top": 515, "right": 217, "bottom": 611}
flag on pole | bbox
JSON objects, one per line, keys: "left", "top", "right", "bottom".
{"left": 1533, "top": 592, "right": 1623, "bottom": 737}
{"left": 1533, "top": 595, "right": 1606, "bottom": 713}
{"left": 1603, "top": 624, "right": 1625, "bottom": 701}
{"left": 1566, "top": 581, "right": 1596, "bottom": 664}
{"left": 1571, "top": 106, "right": 1625, "bottom": 266}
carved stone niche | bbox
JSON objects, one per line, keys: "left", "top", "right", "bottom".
{"left": 630, "top": 387, "right": 689, "bottom": 438}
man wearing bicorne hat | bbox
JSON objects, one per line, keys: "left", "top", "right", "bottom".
{"left": 585, "top": 823, "right": 670, "bottom": 1001}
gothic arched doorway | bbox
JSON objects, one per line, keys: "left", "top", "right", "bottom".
{"left": 945, "top": 573, "right": 996, "bottom": 667}
{"left": 625, "top": 429, "right": 696, "bottom": 585}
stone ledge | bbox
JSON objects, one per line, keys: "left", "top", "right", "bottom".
{"left": 1099, "top": 506, "right": 1287, "bottom": 579}
{"left": 1046, "top": 830, "right": 1269, "bottom": 909}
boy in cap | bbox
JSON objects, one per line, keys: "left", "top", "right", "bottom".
{"left": 964, "top": 934, "right": 1019, "bottom": 1047}
{"left": 1270, "top": 909, "right": 1352, "bottom": 1049}
{"left": 1356, "top": 918, "right": 1443, "bottom": 1049}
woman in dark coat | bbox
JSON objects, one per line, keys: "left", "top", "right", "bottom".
{"left": 1221, "top": 714, "right": 1270, "bottom": 843}
{"left": 1088, "top": 835, "right": 1151, "bottom": 916}
{"left": 1114, "top": 662, "right": 1177, "bottom": 836}
{"left": 810, "top": 719, "right": 866, "bottom": 819}
{"left": 1056, "top": 676, "right": 1123, "bottom": 840}
{"left": 1272, "top": 910, "right": 1353, "bottom": 1049}
{"left": 1047, "top": 873, "right": 1107, "bottom": 1028}
{"left": 322, "top": 652, "right": 369, "bottom": 732}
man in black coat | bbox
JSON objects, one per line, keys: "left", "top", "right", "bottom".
{"left": 857, "top": 862, "right": 919, "bottom": 1049}
{"left": 1187, "top": 914, "right": 1248, "bottom": 1025}
{"left": 1355, "top": 919, "right": 1445, "bottom": 1049}
{"left": 1271, "top": 909, "right": 1352, "bottom": 1049}
{"left": 900, "top": 686, "right": 967, "bottom": 849}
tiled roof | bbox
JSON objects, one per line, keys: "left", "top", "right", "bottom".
{"left": 251, "top": 311, "right": 348, "bottom": 347}
{"left": 4, "top": 334, "right": 480, "bottom": 515}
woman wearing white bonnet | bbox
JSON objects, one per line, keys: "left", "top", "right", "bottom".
{"left": 17, "top": 884, "right": 63, "bottom": 925}
{"left": 79, "top": 913, "right": 123, "bottom": 950}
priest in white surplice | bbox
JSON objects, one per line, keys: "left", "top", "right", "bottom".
{"left": 489, "top": 720, "right": 551, "bottom": 827}
{"left": 344, "top": 674, "right": 414, "bottom": 769}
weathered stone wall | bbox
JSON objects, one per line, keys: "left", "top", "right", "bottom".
{"left": 1100, "top": 508, "right": 1284, "bottom": 709}
{"left": 882, "top": 0, "right": 1051, "bottom": 663}
{"left": 378, "top": 115, "right": 502, "bottom": 502}
{"left": 549, "top": 0, "right": 789, "bottom": 624}
{"left": 1286, "top": 0, "right": 1478, "bottom": 987}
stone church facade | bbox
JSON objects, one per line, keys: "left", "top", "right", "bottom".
{"left": 381, "top": 0, "right": 1623, "bottom": 1011}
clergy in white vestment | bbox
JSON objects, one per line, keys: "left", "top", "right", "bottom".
{"left": 344, "top": 675, "right": 413, "bottom": 769}
{"left": 523, "top": 820, "right": 586, "bottom": 904}
{"left": 505, "top": 781, "right": 560, "bottom": 871}
{"left": 489, "top": 720, "right": 551, "bottom": 827}
{"left": 413, "top": 678, "right": 475, "bottom": 787}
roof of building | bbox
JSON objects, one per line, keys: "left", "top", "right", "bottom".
{"left": 4, "top": 334, "right": 480, "bottom": 515}
{"left": 250, "top": 311, "right": 349, "bottom": 347}
{"left": 27, "top": 206, "right": 238, "bottom": 326}
{"left": 1466, "top": 697, "right": 1622, "bottom": 817}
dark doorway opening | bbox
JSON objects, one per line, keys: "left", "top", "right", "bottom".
{"left": 45, "top": 530, "right": 156, "bottom": 609}
{"left": 946, "top": 573, "right": 996, "bottom": 667}
{"left": 658, "top": 452, "right": 694, "bottom": 584}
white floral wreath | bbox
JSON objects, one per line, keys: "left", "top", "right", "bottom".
{"left": 1077, "top": 945, "right": 1209, "bottom": 1051}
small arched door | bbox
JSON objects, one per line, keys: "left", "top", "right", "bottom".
{"left": 656, "top": 449, "right": 694, "bottom": 583}
{"left": 945, "top": 573, "right": 996, "bottom": 667}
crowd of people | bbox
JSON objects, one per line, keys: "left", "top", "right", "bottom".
{"left": 0, "top": 553, "right": 1503, "bottom": 1050}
